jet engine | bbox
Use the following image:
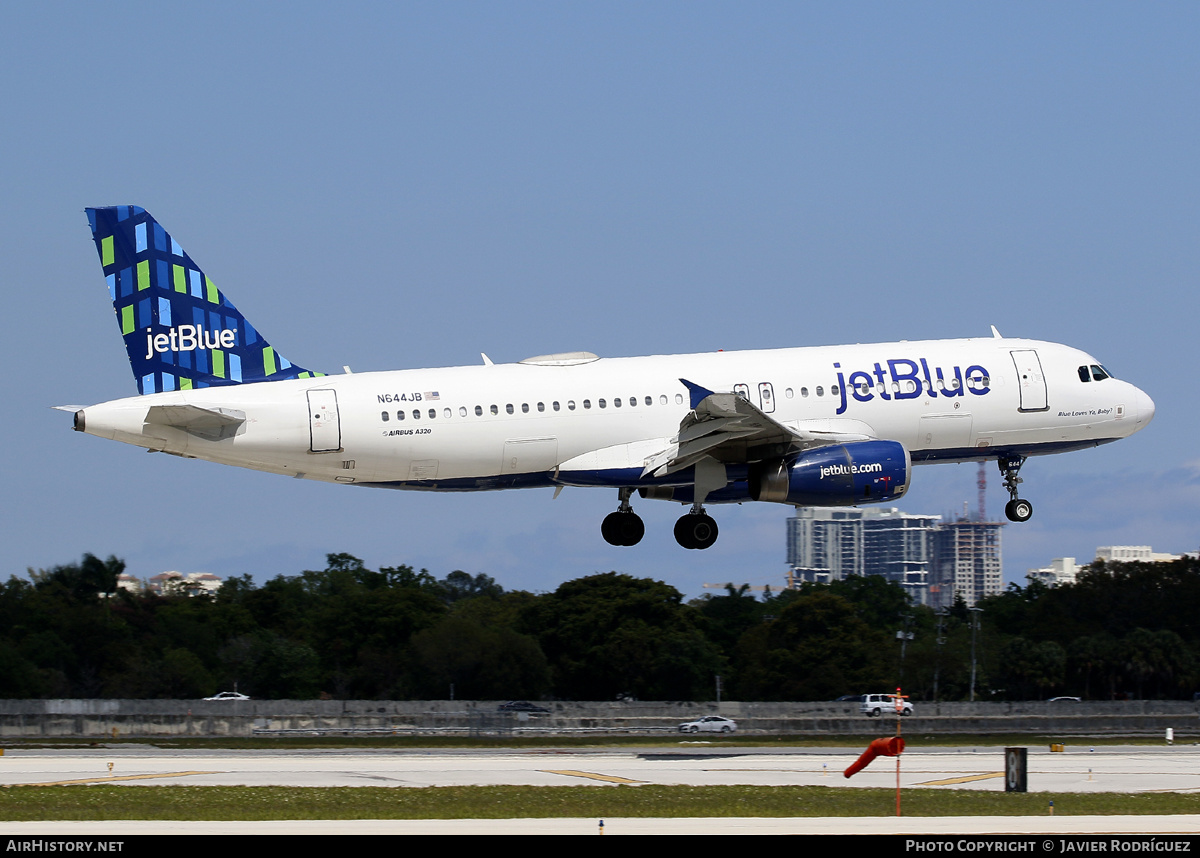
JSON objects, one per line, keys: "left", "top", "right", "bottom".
{"left": 749, "top": 440, "right": 910, "bottom": 506}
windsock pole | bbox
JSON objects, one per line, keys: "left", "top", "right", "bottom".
{"left": 842, "top": 687, "right": 909, "bottom": 816}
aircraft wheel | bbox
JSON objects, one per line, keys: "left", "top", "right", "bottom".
{"left": 674, "top": 514, "right": 695, "bottom": 549}
{"left": 1005, "top": 498, "right": 1033, "bottom": 522}
{"left": 603, "top": 511, "right": 645, "bottom": 546}
{"left": 602, "top": 512, "right": 623, "bottom": 546}
{"left": 674, "top": 513, "right": 718, "bottom": 550}
{"left": 618, "top": 512, "right": 644, "bottom": 546}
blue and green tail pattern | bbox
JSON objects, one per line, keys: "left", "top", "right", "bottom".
{"left": 86, "top": 206, "right": 323, "bottom": 395}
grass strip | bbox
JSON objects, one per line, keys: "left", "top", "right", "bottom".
{"left": 1, "top": 785, "right": 1198, "bottom": 821}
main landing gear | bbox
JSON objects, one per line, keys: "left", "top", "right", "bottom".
{"left": 998, "top": 454, "right": 1034, "bottom": 523}
{"left": 601, "top": 488, "right": 645, "bottom": 546}
{"left": 674, "top": 505, "right": 719, "bottom": 550}
{"left": 599, "top": 491, "right": 720, "bottom": 549}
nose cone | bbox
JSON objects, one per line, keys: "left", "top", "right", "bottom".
{"left": 1134, "top": 386, "right": 1155, "bottom": 428}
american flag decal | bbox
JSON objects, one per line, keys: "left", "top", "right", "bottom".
{"left": 425, "top": 391, "right": 440, "bottom": 401}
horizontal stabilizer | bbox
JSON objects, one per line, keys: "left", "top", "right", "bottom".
{"left": 145, "top": 404, "right": 246, "bottom": 441}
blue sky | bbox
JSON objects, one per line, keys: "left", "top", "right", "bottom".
{"left": 2, "top": 2, "right": 1196, "bottom": 598}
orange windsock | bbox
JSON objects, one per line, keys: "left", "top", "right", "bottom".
{"left": 844, "top": 736, "right": 905, "bottom": 778}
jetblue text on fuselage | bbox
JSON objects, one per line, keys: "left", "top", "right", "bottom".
{"left": 834, "top": 358, "right": 991, "bottom": 415}
{"left": 143, "top": 325, "right": 237, "bottom": 359}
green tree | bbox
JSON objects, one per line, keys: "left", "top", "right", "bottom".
{"left": 524, "top": 573, "right": 723, "bottom": 700}
{"left": 731, "top": 589, "right": 890, "bottom": 700}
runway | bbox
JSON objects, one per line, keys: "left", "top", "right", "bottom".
{"left": 1, "top": 744, "right": 1198, "bottom": 835}
{"left": 2, "top": 744, "right": 1198, "bottom": 792}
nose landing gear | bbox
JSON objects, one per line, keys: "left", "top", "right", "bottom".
{"left": 999, "top": 455, "right": 1033, "bottom": 522}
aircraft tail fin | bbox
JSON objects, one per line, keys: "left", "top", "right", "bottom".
{"left": 85, "top": 206, "right": 323, "bottom": 395}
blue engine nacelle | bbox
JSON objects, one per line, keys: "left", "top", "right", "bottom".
{"left": 749, "top": 440, "right": 911, "bottom": 506}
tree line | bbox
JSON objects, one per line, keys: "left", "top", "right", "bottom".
{"left": 1, "top": 552, "right": 1197, "bottom": 701}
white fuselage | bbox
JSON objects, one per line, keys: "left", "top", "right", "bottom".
{"left": 77, "top": 335, "right": 1153, "bottom": 502}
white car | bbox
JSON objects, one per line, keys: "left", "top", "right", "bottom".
{"left": 860, "top": 693, "right": 913, "bottom": 717}
{"left": 204, "top": 691, "right": 250, "bottom": 701}
{"left": 678, "top": 716, "right": 737, "bottom": 734}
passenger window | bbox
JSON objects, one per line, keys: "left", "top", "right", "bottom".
{"left": 599, "top": 399, "right": 607, "bottom": 409}
{"left": 583, "top": 399, "right": 591, "bottom": 409}
{"left": 521, "top": 403, "right": 529, "bottom": 413}
{"left": 801, "top": 387, "right": 809, "bottom": 397}
{"left": 784, "top": 388, "right": 793, "bottom": 399}
{"left": 613, "top": 397, "right": 621, "bottom": 408}
{"left": 475, "top": 405, "right": 483, "bottom": 416}
{"left": 412, "top": 410, "right": 420, "bottom": 420}
{"left": 537, "top": 402, "right": 545, "bottom": 412}
{"left": 381, "top": 411, "right": 389, "bottom": 422}
{"left": 428, "top": 409, "right": 436, "bottom": 419}
{"left": 445, "top": 408, "right": 453, "bottom": 418}
{"left": 553, "top": 401, "right": 560, "bottom": 411}
{"left": 397, "top": 411, "right": 405, "bottom": 421}
{"left": 660, "top": 395, "right": 668, "bottom": 405}
{"left": 674, "top": 394, "right": 684, "bottom": 405}
{"left": 832, "top": 384, "right": 840, "bottom": 396}
{"left": 506, "top": 404, "right": 514, "bottom": 414}
{"left": 816, "top": 386, "right": 824, "bottom": 397}
{"left": 490, "top": 404, "right": 498, "bottom": 415}
{"left": 645, "top": 396, "right": 652, "bottom": 406}
{"left": 568, "top": 400, "right": 576, "bottom": 411}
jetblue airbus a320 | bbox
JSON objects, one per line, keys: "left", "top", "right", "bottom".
{"left": 66, "top": 206, "right": 1155, "bottom": 549}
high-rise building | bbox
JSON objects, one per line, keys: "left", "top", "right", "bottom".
{"left": 786, "top": 506, "right": 1003, "bottom": 607}
{"left": 786, "top": 507, "right": 940, "bottom": 603}
{"left": 928, "top": 518, "right": 1004, "bottom": 609}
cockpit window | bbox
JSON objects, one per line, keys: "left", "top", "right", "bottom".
{"left": 1078, "top": 366, "right": 1091, "bottom": 383}
{"left": 1090, "top": 365, "right": 1111, "bottom": 381}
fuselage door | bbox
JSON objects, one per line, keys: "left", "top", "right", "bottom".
{"left": 1011, "top": 349, "right": 1048, "bottom": 412}
{"left": 307, "top": 389, "right": 341, "bottom": 452}
{"left": 758, "top": 382, "right": 775, "bottom": 413}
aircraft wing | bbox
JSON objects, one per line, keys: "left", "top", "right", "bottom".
{"left": 641, "top": 379, "right": 877, "bottom": 478}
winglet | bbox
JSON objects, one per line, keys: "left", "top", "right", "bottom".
{"left": 990, "top": 325, "right": 1003, "bottom": 339}
{"left": 679, "top": 378, "right": 715, "bottom": 410}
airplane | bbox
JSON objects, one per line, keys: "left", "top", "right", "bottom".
{"left": 66, "top": 206, "right": 1155, "bottom": 550}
